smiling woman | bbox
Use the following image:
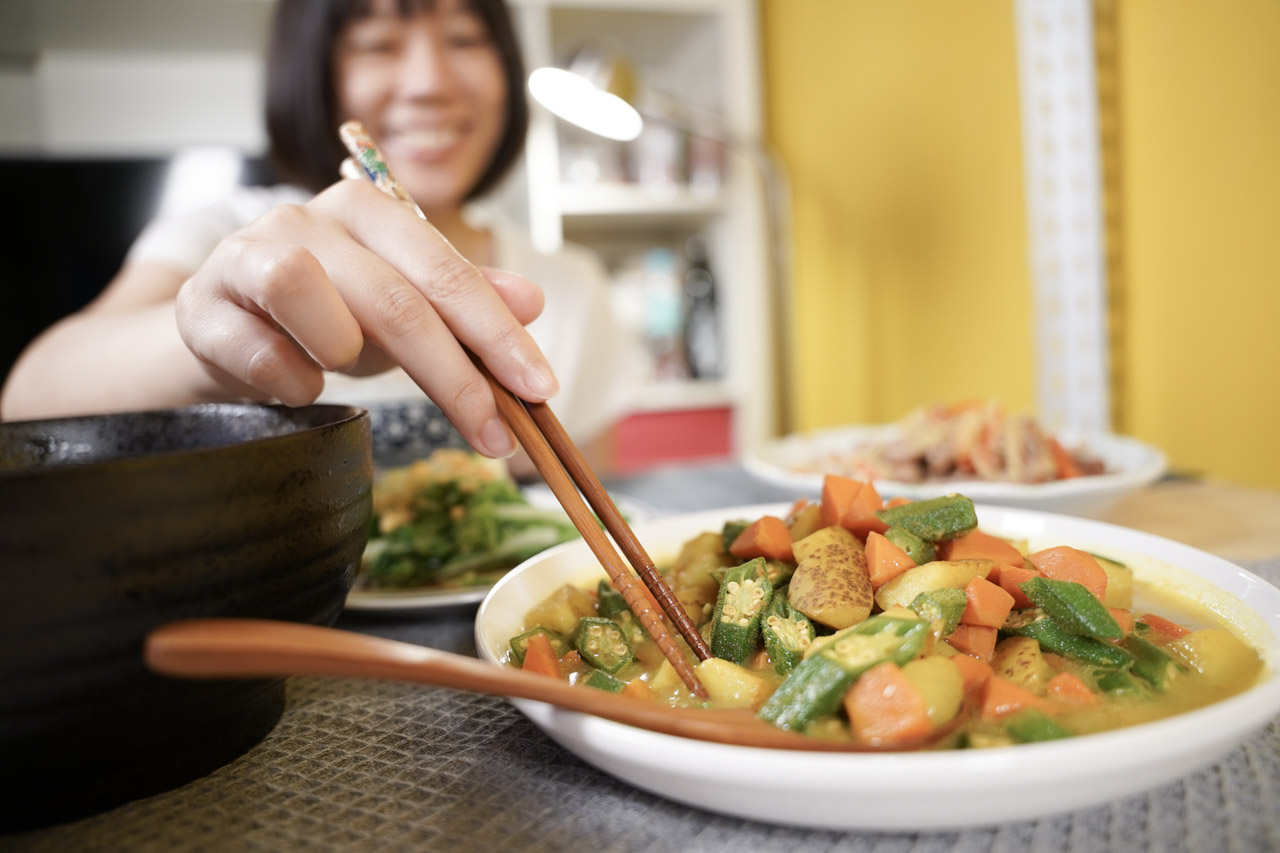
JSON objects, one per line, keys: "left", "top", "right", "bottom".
{"left": 1, "top": 0, "right": 645, "bottom": 476}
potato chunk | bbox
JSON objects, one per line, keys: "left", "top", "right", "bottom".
{"left": 695, "top": 657, "right": 775, "bottom": 709}
{"left": 1168, "top": 628, "right": 1263, "bottom": 690}
{"left": 873, "top": 559, "right": 994, "bottom": 612}
{"left": 788, "top": 526, "right": 873, "bottom": 629}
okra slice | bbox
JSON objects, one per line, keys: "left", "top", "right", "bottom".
{"left": 583, "top": 669, "right": 627, "bottom": 693}
{"left": 710, "top": 558, "right": 773, "bottom": 664}
{"left": 572, "top": 617, "right": 634, "bottom": 674}
{"left": 720, "top": 520, "right": 750, "bottom": 554}
{"left": 875, "top": 494, "right": 978, "bottom": 543}
{"left": 1018, "top": 576, "right": 1123, "bottom": 640}
{"left": 764, "top": 559, "right": 795, "bottom": 588}
{"left": 909, "top": 588, "right": 967, "bottom": 638}
{"left": 1003, "top": 609, "right": 1135, "bottom": 668}
{"left": 758, "top": 615, "right": 929, "bottom": 731}
{"left": 885, "top": 525, "right": 936, "bottom": 565}
{"left": 760, "top": 589, "right": 816, "bottom": 675}
{"left": 509, "top": 627, "right": 568, "bottom": 665}
{"left": 596, "top": 580, "right": 630, "bottom": 621}
{"left": 1120, "top": 634, "right": 1182, "bottom": 690}
{"left": 1094, "top": 668, "right": 1140, "bottom": 694}
{"left": 1005, "top": 709, "right": 1070, "bottom": 743}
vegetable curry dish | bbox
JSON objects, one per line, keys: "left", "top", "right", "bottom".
{"left": 506, "top": 475, "right": 1265, "bottom": 749}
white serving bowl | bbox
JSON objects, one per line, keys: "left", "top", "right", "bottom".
{"left": 475, "top": 504, "right": 1280, "bottom": 831}
{"left": 743, "top": 426, "right": 1167, "bottom": 517}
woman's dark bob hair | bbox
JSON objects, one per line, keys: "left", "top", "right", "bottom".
{"left": 265, "top": 0, "right": 528, "bottom": 199}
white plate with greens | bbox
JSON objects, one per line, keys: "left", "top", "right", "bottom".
{"left": 346, "top": 484, "right": 652, "bottom": 613}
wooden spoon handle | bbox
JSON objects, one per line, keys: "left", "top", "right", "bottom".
{"left": 143, "top": 618, "right": 822, "bottom": 750}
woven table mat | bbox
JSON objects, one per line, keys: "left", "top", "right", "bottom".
{"left": 4, "top": 465, "right": 1278, "bottom": 852}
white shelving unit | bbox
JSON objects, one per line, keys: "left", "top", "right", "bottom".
{"left": 504, "top": 0, "right": 776, "bottom": 469}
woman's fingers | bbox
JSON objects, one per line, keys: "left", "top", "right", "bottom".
{"left": 176, "top": 181, "right": 561, "bottom": 459}
{"left": 479, "top": 266, "right": 546, "bottom": 326}
{"left": 310, "top": 183, "right": 559, "bottom": 404}
{"left": 175, "top": 266, "right": 328, "bottom": 407}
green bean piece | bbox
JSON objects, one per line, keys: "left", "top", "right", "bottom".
{"left": 1003, "top": 609, "right": 1135, "bottom": 668}
{"left": 885, "top": 525, "right": 936, "bottom": 565}
{"left": 1018, "top": 576, "right": 1123, "bottom": 640}
{"left": 1005, "top": 709, "right": 1071, "bottom": 743}
{"left": 583, "top": 669, "right": 627, "bottom": 693}
{"left": 509, "top": 627, "right": 568, "bottom": 665}
{"left": 909, "top": 588, "right": 968, "bottom": 638}
{"left": 875, "top": 494, "right": 978, "bottom": 543}
{"left": 758, "top": 615, "right": 929, "bottom": 731}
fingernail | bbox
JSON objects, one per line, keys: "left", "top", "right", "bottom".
{"left": 479, "top": 417, "right": 516, "bottom": 458}
{"left": 525, "top": 361, "right": 559, "bottom": 400}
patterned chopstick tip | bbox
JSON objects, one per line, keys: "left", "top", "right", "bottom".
{"left": 337, "top": 120, "right": 423, "bottom": 215}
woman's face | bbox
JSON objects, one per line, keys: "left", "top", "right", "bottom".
{"left": 334, "top": 0, "right": 508, "bottom": 216}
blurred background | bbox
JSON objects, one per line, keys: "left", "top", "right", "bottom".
{"left": 1, "top": 0, "right": 1276, "bottom": 488}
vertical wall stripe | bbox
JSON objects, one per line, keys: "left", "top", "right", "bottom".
{"left": 1014, "top": 0, "right": 1111, "bottom": 434}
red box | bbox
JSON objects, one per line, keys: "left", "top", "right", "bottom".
{"left": 613, "top": 406, "right": 734, "bottom": 473}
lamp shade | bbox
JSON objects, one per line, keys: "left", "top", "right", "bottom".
{"left": 527, "top": 42, "right": 644, "bottom": 142}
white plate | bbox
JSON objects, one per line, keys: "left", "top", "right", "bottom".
{"left": 475, "top": 503, "right": 1280, "bottom": 831}
{"left": 346, "top": 487, "right": 655, "bottom": 613}
{"left": 744, "top": 425, "right": 1168, "bottom": 517}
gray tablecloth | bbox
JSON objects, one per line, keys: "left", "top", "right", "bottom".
{"left": 5, "top": 463, "right": 1279, "bottom": 853}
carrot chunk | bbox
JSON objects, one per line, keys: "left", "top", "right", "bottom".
{"left": 521, "top": 632, "right": 563, "bottom": 679}
{"left": 1046, "top": 671, "right": 1098, "bottom": 705}
{"left": 844, "top": 661, "right": 933, "bottom": 746}
{"left": 1047, "top": 437, "right": 1083, "bottom": 479}
{"left": 939, "top": 529, "right": 1025, "bottom": 567}
{"left": 1108, "top": 607, "right": 1136, "bottom": 636}
{"left": 995, "top": 564, "right": 1043, "bottom": 609}
{"left": 820, "top": 474, "right": 861, "bottom": 529}
{"left": 960, "top": 576, "right": 1016, "bottom": 629}
{"left": 865, "top": 530, "right": 916, "bottom": 589}
{"left": 980, "top": 675, "right": 1056, "bottom": 720}
{"left": 620, "top": 678, "right": 653, "bottom": 701}
{"left": 819, "top": 474, "right": 888, "bottom": 538}
{"left": 1139, "top": 613, "right": 1191, "bottom": 639}
{"left": 729, "top": 515, "right": 795, "bottom": 562}
{"left": 949, "top": 653, "right": 994, "bottom": 695}
{"left": 1026, "top": 545, "right": 1108, "bottom": 601}
{"left": 946, "top": 624, "right": 998, "bottom": 662}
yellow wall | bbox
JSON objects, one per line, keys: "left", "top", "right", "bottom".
{"left": 1119, "top": 0, "right": 1280, "bottom": 488}
{"left": 762, "top": 0, "right": 1280, "bottom": 489}
{"left": 761, "top": 0, "right": 1033, "bottom": 435}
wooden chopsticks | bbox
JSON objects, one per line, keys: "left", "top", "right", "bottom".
{"left": 338, "top": 122, "right": 711, "bottom": 698}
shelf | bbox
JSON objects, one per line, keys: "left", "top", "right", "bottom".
{"left": 556, "top": 184, "right": 723, "bottom": 227}
{"left": 623, "top": 379, "right": 735, "bottom": 413}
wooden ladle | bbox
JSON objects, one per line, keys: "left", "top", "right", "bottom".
{"left": 145, "top": 618, "right": 938, "bottom": 753}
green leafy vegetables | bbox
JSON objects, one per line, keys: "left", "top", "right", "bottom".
{"left": 360, "top": 451, "right": 581, "bottom": 590}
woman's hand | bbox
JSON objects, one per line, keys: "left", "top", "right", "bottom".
{"left": 174, "top": 179, "right": 556, "bottom": 458}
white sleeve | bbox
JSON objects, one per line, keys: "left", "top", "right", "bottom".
{"left": 522, "top": 243, "right": 648, "bottom": 446}
{"left": 124, "top": 185, "right": 311, "bottom": 275}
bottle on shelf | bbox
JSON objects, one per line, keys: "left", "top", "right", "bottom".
{"left": 641, "top": 248, "right": 690, "bottom": 381}
{"left": 681, "top": 235, "right": 723, "bottom": 379}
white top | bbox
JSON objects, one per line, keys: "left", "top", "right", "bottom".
{"left": 126, "top": 184, "right": 645, "bottom": 444}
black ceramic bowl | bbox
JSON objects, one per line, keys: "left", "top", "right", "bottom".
{"left": 0, "top": 403, "right": 372, "bottom": 832}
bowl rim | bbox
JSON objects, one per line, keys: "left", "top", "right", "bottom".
{"left": 474, "top": 502, "right": 1280, "bottom": 828}
{"left": 0, "top": 402, "right": 370, "bottom": 479}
